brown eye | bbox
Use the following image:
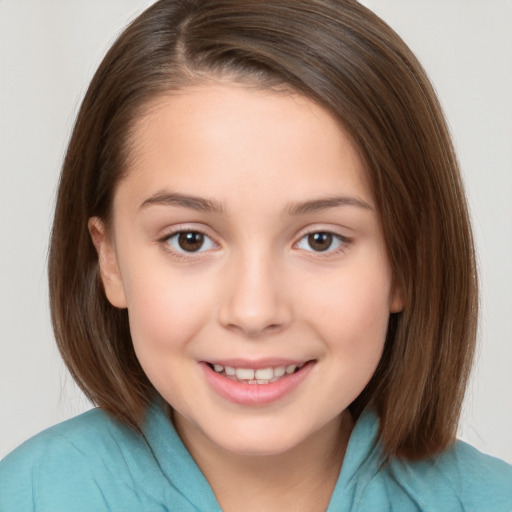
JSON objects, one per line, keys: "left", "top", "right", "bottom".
{"left": 165, "top": 231, "right": 216, "bottom": 254}
{"left": 296, "top": 231, "right": 346, "bottom": 254}
{"left": 177, "top": 232, "right": 205, "bottom": 252}
{"left": 307, "top": 232, "right": 333, "bottom": 252}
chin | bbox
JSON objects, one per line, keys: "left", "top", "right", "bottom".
{"left": 213, "top": 432, "right": 305, "bottom": 457}
{"left": 201, "top": 414, "right": 332, "bottom": 458}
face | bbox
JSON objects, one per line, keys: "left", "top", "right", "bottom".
{"left": 91, "top": 83, "right": 402, "bottom": 458}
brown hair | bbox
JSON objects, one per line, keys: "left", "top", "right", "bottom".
{"left": 49, "top": 0, "right": 477, "bottom": 460}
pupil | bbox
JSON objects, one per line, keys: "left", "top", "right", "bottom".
{"left": 178, "top": 232, "right": 204, "bottom": 252}
{"left": 308, "top": 232, "right": 332, "bottom": 251}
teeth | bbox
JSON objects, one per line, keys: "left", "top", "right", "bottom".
{"left": 286, "top": 364, "right": 298, "bottom": 374}
{"left": 274, "top": 366, "right": 286, "bottom": 377}
{"left": 254, "top": 367, "right": 273, "bottom": 380}
{"left": 210, "top": 362, "right": 307, "bottom": 383}
{"left": 235, "top": 368, "right": 255, "bottom": 380}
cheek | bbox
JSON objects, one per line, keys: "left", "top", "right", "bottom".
{"left": 123, "top": 271, "right": 215, "bottom": 408}
{"left": 123, "top": 270, "right": 211, "bottom": 359}
{"left": 303, "top": 261, "right": 393, "bottom": 355}
{"left": 307, "top": 270, "right": 392, "bottom": 405}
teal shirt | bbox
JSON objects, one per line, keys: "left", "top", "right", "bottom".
{"left": 1, "top": 404, "right": 511, "bottom": 511}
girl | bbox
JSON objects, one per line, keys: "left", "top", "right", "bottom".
{"left": 1, "top": 1, "right": 511, "bottom": 510}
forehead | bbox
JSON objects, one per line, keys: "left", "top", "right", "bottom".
{"left": 117, "top": 83, "right": 373, "bottom": 212}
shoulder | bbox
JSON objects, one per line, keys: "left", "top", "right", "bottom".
{"left": 387, "top": 439, "right": 512, "bottom": 511}
{"left": 0, "top": 407, "right": 138, "bottom": 470}
{"left": 330, "top": 411, "right": 511, "bottom": 511}
{"left": 444, "top": 440, "right": 512, "bottom": 507}
{"left": 0, "top": 405, "right": 220, "bottom": 512}
{"left": 0, "top": 408, "right": 157, "bottom": 511}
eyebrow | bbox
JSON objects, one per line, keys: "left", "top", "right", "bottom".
{"left": 139, "top": 191, "right": 372, "bottom": 216}
{"left": 140, "top": 192, "right": 225, "bottom": 213}
{"left": 285, "top": 196, "right": 373, "bottom": 216}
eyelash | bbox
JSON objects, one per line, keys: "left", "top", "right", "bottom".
{"left": 295, "top": 231, "right": 350, "bottom": 257}
{"left": 158, "top": 229, "right": 350, "bottom": 260}
{"left": 159, "top": 229, "right": 218, "bottom": 259}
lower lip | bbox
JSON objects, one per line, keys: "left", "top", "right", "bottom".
{"left": 200, "top": 361, "right": 315, "bottom": 406}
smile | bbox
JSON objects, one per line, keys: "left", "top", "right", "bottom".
{"left": 201, "top": 360, "right": 316, "bottom": 406}
{"left": 206, "top": 362, "right": 307, "bottom": 384}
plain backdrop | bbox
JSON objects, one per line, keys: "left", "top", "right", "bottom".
{"left": 1, "top": 1, "right": 511, "bottom": 462}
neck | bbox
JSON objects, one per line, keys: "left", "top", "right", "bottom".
{"left": 173, "top": 411, "right": 354, "bottom": 512}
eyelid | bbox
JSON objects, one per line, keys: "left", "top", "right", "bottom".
{"left": 158, "top": 225, "right": 220, "bottom": 257}
{"left": 156, "top": 223, "right": 351, "bottom": 259}
{"left": 293, "top": 227, "right": 352, "bottom": 255}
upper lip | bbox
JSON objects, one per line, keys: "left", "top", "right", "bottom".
{"left": 201, "top": 358, "right": 314, "bottom": 369}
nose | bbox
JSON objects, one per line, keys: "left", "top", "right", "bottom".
{"left": 218, "top": 249, "right": 293, "bottom": 338}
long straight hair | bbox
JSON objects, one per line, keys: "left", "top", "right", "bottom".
{"left": 49, "top": 0, "right": 477, "bottom": 460}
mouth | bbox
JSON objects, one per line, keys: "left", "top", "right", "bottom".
{"left": 205, "top": 361, "right": 310, "bottom": 385}
{"left": 201, "top": 359, "right": 316, "bottom": 405}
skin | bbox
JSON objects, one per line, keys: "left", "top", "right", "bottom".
{"left": 90, "top": 83, "right": 403, "bottom": 511}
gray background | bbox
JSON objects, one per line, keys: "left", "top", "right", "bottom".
{"left": 1, "top": 0, "right": 511, "bottom": 462}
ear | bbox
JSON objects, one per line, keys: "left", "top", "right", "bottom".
{"left": 389, "top": 280, "right": 404, "bottom": 313}
{"left": 88, "top": 217, "right": 127, "bottom": 309}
